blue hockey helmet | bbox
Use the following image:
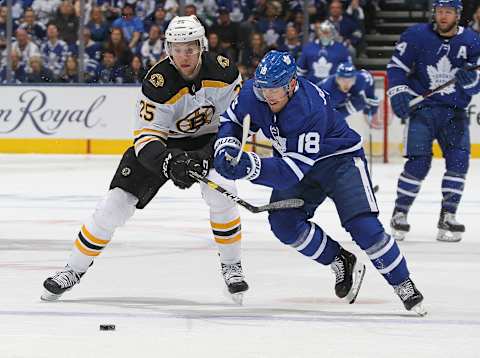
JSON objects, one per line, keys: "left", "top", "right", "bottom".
{"left": 254, "top": 50, "right": 297, "bottom": 89}
{"left": 432, "top": 0, "right": 462, "bottom": 13}
{"left": 336, "top": 62, "right": 356, "bottom": 79}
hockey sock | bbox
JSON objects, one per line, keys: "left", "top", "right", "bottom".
{"left": 394, "top": 156, "right": 430, "bottom": 213}
{"left": 210, "top": 207, "right": 242, "bottom": 265}
{"left": 345, "top": 214, "right": 409, "bottom": 286}
{"left": 441, "top": 171, "right": 466, "bottom": 214}
{"left": 67, "top": 188, "right": 137, "bottom": 273}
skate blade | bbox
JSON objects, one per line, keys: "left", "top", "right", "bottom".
{"left": 411, "top": 302, "right": 428, "bottom": 317}
{"left": 230, "top": 292, "right": 244, "bottom": 305}
{"left": 40, "top": 290, "right": 62, "bottom": 301}
{"left": 391, "top": 229, "right": 407, "bottom": 242}
{"left": 436, "top": 229, "right": 462, "bottom": 242}
{"left": 346, "top": 262, "right": 366, "bottom": 304}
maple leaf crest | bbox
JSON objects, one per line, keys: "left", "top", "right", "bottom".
{"left": 313, "top": 56, "right": 333, "bottom": 80}
{"left": 264, "top": 29, "right": 279, "bottom": 47}
{"left": 427, "top": 56, "right": 458, "bottom": 95}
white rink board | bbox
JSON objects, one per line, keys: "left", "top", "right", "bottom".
{"left": 0, "top": 154, "right": 479, "bottom": 358}
{"left": 0, "top": 85, "right": 138, "bottom": 139}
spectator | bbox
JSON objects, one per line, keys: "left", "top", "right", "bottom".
{"left": 52, "top": 0, "right": 79, "bottom": 45}
{"left": 12, "top": 28, "right": 41, "bottom": 70}
{"left": 26, "top": 55, "right": 54, "bottom": 82}
{"left": 297, "top": 20, "right": 351, "bottom": 84}
{"left": 469, "top": 5, "right": 480, "bottom": 33}
{"left": 140, "top": 24, "right": 163, "bottom": 68}
{"left": 185, "top": 0, "right": 217, "bottom": 26}
{"left": 0, "top": 6, "right": 10, "bottom": 54}
{"left": 209, "top": 6, "right": 241, "bottom": 61}
{"left": 112, "top": 4, "right": 144, "bottom": 50}
{"left": 86, "top": 6, "right": 110, "bottom": 43}
{"left": 18, "top": 8, "right": 47, "bottom": 45}
{"left": 327, "top": 0, "right": 363, "bottom": 56}
{"left": 69, "top": 27, "right": 102, "bottom": 63}
{"left": 96, "top": 49, "right": 123, "bottom": 83}
{"left": 207, "top": 31, "right": 221, "bottom": 56}
{"left": 289, "top": 10, "right": 305, "bottom": 41}
{"left": 0, "top": 49, "right": 27, "bottom": 83}
{"left": 277, "top": 24, "right": 302, "bottom": 60}
{"left": 216, "top": 0, "right": 256, "bottom": 23}
{"left": 58, "top": 54, "right": 79, "bottom": 82}
{"left": 73, "top": 0, "right": 93, "bottom": 25}
{"left": 32, "top": 0, "right": 62, "bottom": 25}
{"left": 239, "top": 32, "right": 266, "bottom": 78}
{"left": 123, "top": 54, "right": 146, "bottom": 83}
{"left": 143, "top": 6, "right": 169, "bottom": 34}
{"left": 134, "top": 0, "right": 155, "bottom": 20}
{"left": 103, "top": 27, "right": 133, "bottom": 67}
{"left": 255, "top": 0, "right": 286, "bottom": 49}
{"left": 40, "top": 23, "right": 68, "bottom": 77}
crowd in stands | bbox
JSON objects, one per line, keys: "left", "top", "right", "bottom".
{"left": 4, "top": 0, "right": 475, "bottom": 85}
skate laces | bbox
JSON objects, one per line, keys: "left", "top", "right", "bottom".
{"left": 221, "top": 262, "right": 244, "bottom": 284}
{"left": 51, "top": 267, "right": 82, "bottom": 289}
{"left": 331, "top": 257, "right": 345, "bottom": 284}
{"left": 394, "top": 279, "right": 415, "bottom": 301}
{"left": 444, "top": 213, "right": 460, "bottom": 225}
{"left": 393, "top": 212, "right": 408, "bottom": 225}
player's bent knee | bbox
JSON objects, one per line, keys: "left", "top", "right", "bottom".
{"left": 344, "top": 213, "right": 385, "bottom": 250}
{"left": 445, "top": 150, "right": 469, "bottom": 174}
{"left": 93, "top": 188, "right": 138, "bottom": 231}
{"left": 405, "top": 156, "right": 431, "bottom": 180}
{"left": 268, "top": 209, "right": 305, "bottom": 245}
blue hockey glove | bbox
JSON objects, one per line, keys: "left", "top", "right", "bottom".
{"left": 387, "top": 85, "right": 414, "bottom": 120}
{"left": 214, "top": 147, "right": 261, "bottom": 181}
{"left": 455, "top": 67, "right": 479, "bottom": 88}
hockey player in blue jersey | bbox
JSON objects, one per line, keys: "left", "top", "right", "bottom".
{"left": 213, "top": 50, "right": 427, "bottom": 315}
{"left": 297, "top": 20, "right": 352, "bottom": 84}
{"left": 320, "top": 62, "right": 379, "bottom": 121}
{"left": 387, "top": 0, "right": 479, "bottom": 242}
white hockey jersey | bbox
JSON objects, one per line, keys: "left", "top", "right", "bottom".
{"left": 133, "top": 53, "right": 242, "bottom": 156}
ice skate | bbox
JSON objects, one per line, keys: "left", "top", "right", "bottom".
{"left": 221, "top": 262, "right": 249, "bottom": 305}
{"left": 41, "top": 265, "right": 85, "bottom": 301}
{"left": 330, "top": 248, "right": 366, "bottom": 304}
{"left": 394, "top": 278, "right": 427, "bottom": 316}
{"left": 437, "top": 210, "right": 464, "bottom": 242}
{"left": 390, "top": 210, "right": 410, "bottom": 241}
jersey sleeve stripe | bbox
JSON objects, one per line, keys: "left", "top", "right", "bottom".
{"left": 282, "top": 157, "right": 304, "bottom": 181}
{"left": 388, "top": 56, "right": 411, "bottom": 73}
{"left": 134, "top": 128, "right": 169, "bottom": 138}
{"left": 285, "top": 152, "right": 316, "bottom": 166}
{"left": 226, "top": 108, "right": 240, "bottom": 125}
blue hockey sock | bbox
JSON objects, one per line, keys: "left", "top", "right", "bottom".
{"left": 345, "top": 214, "right": 410, "bottom": 286}
{"left": 394, "top": 156, "right": 431, "bottom": 213}
{"left": 441, "top": 171, "right": 466, "bottom": 214}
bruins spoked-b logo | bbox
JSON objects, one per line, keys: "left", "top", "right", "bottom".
{"left": 176, "top": 106, "right": 215, "bottom": 133}
{"left": 121, "top": 167, "right": 132, "bottom": 176}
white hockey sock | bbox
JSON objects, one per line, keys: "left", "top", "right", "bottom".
{"left": 210, "top": 207, "right": 242, "bottom": 264}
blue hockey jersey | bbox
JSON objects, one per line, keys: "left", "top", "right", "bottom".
{"left": 320, "top": 69, "right": 379, "bottom": 119}
{"left": 388, "top": 24, "right": 480, "bottom": 109}
{"left": 297, "top": 40, "right": 352, "bottom": 84}
{"left": 217, "top": 77, "right": 362, "bottom": 190}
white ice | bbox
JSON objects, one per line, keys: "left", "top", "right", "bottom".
{"left": 0, "top": 155, "right": 479, "bottom": 358}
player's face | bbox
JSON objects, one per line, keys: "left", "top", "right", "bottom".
{"left": 435, "top": 7, "right": 458, "bottom": 34}
{"left": 261, "top": 79, "right": 296, "bottom": 113}
{"left": 170, "top": 41, "right": 201, "bottom": 79}
{"left": 336, "top": 77, "right": 355, "bottom": 93}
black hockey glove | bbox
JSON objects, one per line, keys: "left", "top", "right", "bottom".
{"left": 162, "top": 150, "right": 208, "bottom": 189}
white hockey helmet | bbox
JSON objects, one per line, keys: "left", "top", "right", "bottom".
{"left": 165, "top": 15, "right": 208, "bottom": 57}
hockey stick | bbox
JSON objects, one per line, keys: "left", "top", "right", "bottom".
{"left": 409, "top": 64, "right": 480, "bottom": 108}
{"left": 246, "top": 140, "right": 272, "bottom": 150}
{"left": 233, "top": 114, "right": 251, "bottom": 165}
{"left": 189, "top": 170, "right": 304, "bottom": 213}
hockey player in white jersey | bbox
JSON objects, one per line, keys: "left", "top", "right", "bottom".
{"left": 387, "top": 0, "right": 480, "bottom": 242}
{"left": 41, "top": 16, "right": 249, "bottom": 303}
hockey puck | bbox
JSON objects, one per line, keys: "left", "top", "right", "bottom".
{"left": 99, "top": 324, "right": 116, "bottom": 331}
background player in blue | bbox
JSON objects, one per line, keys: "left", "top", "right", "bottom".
{"left": 320, "top": 62, "right": 379, "bottom": 122}
{"left": 387, "top": 0, "right": 480, "bottom": 242}
{"left": 296, "top": 20, "right": 351, "bottom": 84}
{"left": 214, "top": 51, "right": 427, "bottom": 315}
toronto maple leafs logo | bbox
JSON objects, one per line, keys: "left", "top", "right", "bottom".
{"left": 283, "top": 55, "right": 291, "bottom": 65}
{"left": 269, "top": 125, "right": 287, "bottom": 153}
{"left": 264, "top": 29, "right": 279, "bottom": 47}
{"left": 313, "top": 57, "right": 333, "bottom": 80}
{"left": 427, "top": 56, "right": 458, "bottom": 95}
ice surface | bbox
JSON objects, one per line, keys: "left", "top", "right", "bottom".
{"left": 0, "top": 155, "right": 479, "bottom": 358}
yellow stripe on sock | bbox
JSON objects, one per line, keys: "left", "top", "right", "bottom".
{"left": 75, "top": 239, "right": 101, "bottom": 257}
{"left": 81, "top": 225, "right": 110, "bottom": 246}
{"left": 210, "top": 217, "right": 241, "bottom": 230}
{"left": 214, "top": 233, "right": 242, "bottom": 245}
